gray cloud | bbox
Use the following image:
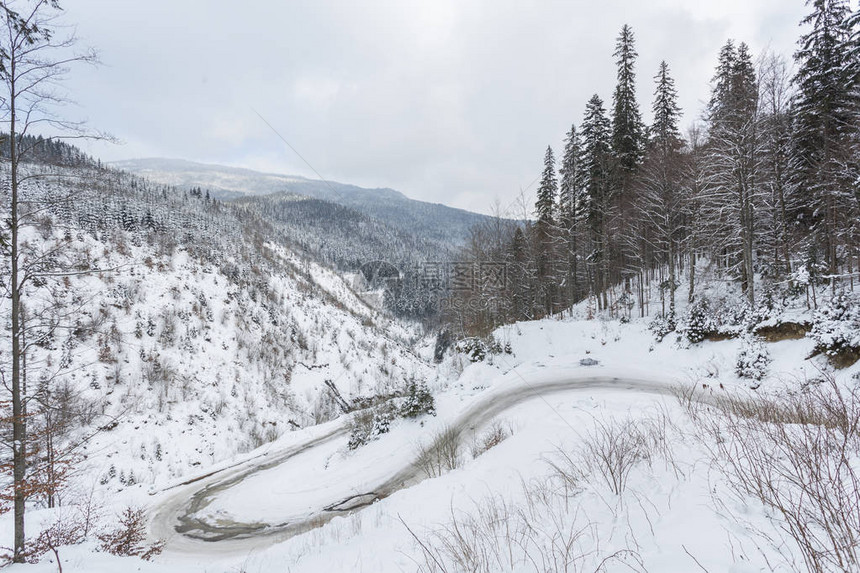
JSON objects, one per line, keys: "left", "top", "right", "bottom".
{"left": 64, "top": 0, "right": 811, "bottom": 215}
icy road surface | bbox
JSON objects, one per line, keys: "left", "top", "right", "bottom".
{"left": 148, "top": 375, "right": 676, "bottom": 555}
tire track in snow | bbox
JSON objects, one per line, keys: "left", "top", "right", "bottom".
{"left": 149, "top": 375, "right": 676, "bottom": 555}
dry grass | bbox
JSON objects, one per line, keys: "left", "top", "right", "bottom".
{"left": 680, "top": 374, "right": 860, "bottom": 572}
{"left": 404, "top": 485, "right": 645, "bottom": 573}
{"left": 470, "top": 421, "right": 513, "bottom": 459}
{"left": 407, "top": 376, "right": 860, "bottom": 572}
{"left": 549, "top": 412, "right": 678, "bottom": 497}
{"left": 414, "top": 426, "right": 463, "bottom": 479}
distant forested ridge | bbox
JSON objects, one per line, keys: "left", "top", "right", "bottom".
{"left": 0, "top": 133, "right": 96, "bottom": 168}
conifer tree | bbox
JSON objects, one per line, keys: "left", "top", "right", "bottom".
{"left": 708, "top": 40, "right": 737, "bottom": 120}
{"left": 637, "top": 61, "right": 685, "bottom": 317}
{"left": 703, "top": 40, "right": 761, "bottom": 304}
{"left": 611, "top": 25, "right": 645, "bottom": 174}
{"left": 611, "top": 24, "right": 645, "bottom": 290}
{"left": 534, "top": 146, "right": 557, "bottom": 313}
{"left": 535, "top": 145, "right": 557, "bottom": 226}
{"left": 849, "top": 9, "right": 860, "bottom": 80}
{"left": 559, "top": 124, "right": 584, "bottom": 304}
{"left": 651, "top": 61, "right": 683, "bottom": 152}
{"left": 792, "top": 0, "right": 858, "bottom": 290}
{"left": 581, "top": 95, "right": 614, "bottom": 309}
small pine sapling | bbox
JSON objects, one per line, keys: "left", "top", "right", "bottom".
{"left": 400, "top": 380, "right": 436, "bottom": 418}
{"left": 98, "top": 507, "right": 164, "bottom": 561}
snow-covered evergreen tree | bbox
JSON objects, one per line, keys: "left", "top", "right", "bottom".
{"left": 702, "top": 40, "right": 761, "bottom": 305}
{"left": 559, "top": 124, "right": 585, "bottom": 304}
{"left": 535, "top": 146, "right": 558, "bottom": 313}
{"left": 791, "top": 0, "right": 858, "bottom": 289}
{"left": 611, "top": 24, "right": 645, "bottom": 297}
{"left": 581, "top": 95, "right": 614, "bottom": 310}
{"left": 611, "top": 24, "right": 645, "bottom": 176}
{"left": 535, "top": 145, "right": 557, "bottom": 226}
{"left": 636, "top": 61, "right": 686, "bottom": 318}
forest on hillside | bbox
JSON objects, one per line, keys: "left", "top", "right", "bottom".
{"left": 444, "top": 2, "right": 860, "bottom": 336}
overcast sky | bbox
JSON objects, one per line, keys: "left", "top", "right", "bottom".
{"left": 63, "top": 0, "right": 813, "bottom": 215}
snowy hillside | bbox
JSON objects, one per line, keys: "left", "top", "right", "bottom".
{"left": 232, "top": 192, "right": 455, "bottom": 274}
{"left": 111, "top": 158, "right": 496, "bottom": 248}
{"left": 3, "top": 0, "right": 860, "bottom": 567}
{"left": 109, "top": 158, "right": 324, "bottom": 200}
{"left": 0, "top": 161, "right": 439, "bottom": 530}
{"left": 6, "top": 303, "right": 858, "bottom": 572}
{"left": 2, "top": 160, "right": 859, "bottom": 573}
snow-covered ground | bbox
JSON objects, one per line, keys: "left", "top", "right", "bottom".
{"left": 7, "top": 307, "right": 856, "bottom": 572}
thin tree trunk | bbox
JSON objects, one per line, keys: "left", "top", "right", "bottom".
{"left": 668, "top": 238, "right": 676, "bottom": 317}
{"left": 688, "top": 245, "right": 696, "bottom": 304}
{"left": 10, "top": 84, "right": 27, "bottom": 561}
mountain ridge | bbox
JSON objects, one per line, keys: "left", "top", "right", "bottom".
{"left": 110, "top": 157, "right": 408, "bottom": 201}
{"left": 111, "top": 157, "right": 498, "bottom": 250}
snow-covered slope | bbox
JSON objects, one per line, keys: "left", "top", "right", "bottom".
{"left": 8, "top": 306, "right": 858, "bottom": 572}
{"left": 0, "top": 162, "right": 437, "bottom": 504}
{"left": 111, "top": 158, "right": 496, "bottom": 248}
{"left": 3, "top": 162, "right": 859, "bottom": 573}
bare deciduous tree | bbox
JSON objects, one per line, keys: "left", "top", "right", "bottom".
{"left": 1, "top": 0, "right": 99, "bottom": 561}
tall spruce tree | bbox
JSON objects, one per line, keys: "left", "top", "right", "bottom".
{"left": 702, "top": 40, "right": 761, "bottom": 304}
{"left": 651, "top": 61, "right": 683, "bottom": 152}
{"left": 637, "top": 61, "right": 685, "bottom": 317}
{"left": 792, "top": 0, "right": 857, "bottom": 290}
{"left": 535, "top": 145, "right": 558, "bottom": 313}
{"left": 849, "top": 6, "right": 860, "bottom": 281}
{"left": 849, "top": 8, "right": 860, "bottom": 82}
{"left": 535, "top": 145, "right": 557, "bottom": 226}
{"left": 611, "top": 24, "right": 645, "bottom": 289}
{"left": 611, "top": 24, "right": 645, "bottom": 174}
{"left": 559, "top": 124, "right": 584, "bottom": 305}
{"left": 581, "top": 95, "right": 614, "bottom": 309}
{"left": 708, "top": 40, "right": 737, "bottom": 120}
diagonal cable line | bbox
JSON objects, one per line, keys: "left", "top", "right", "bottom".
{"left": 255, "top": 107, "right": 565, "bottom": 432}
{"left": 253, "top": 105, "right": 534, "bottom": 223}
{"left": 251, "top": 107, "right": 348, "bottom": 203}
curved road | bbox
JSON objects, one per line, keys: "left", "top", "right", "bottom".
{"left": 149, "top": 375, "right": 678, "bottom": 555}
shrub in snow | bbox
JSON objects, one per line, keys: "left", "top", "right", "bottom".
{"left": 735, "top": 334, "right": 771, "bottom": 382}
{"left": 455, "top": 337, "right": 487, "bottom": 362}
{"left": 809, "top": 294, "right": 860, "bottom": 359}
{"left": 648, "top": 311, "right": 676, "bottom": 342}
{"left": 454, "top": 336, "right": 504, "bottom": 362}
{"left": 727, "top": 302, "right": 753, "bottom": 332}
{"left": 677, "top": 299, "right": 718, "bottom": 343}
{"left": 617, "top": 290, "right": 636, "bottom": 322}
{"left": 98, "top": 507, "right": 164, "bottom": 561}
{"left": 562, "top": 416, "right": 657, "bottom": 496}
{"left": 751, "top": 287, "right": 785, "bottom": 325}
{"left": 348, "top": 404, "right": 396, "bottom": 450}
{"left": 791, "top": 260, "right": 828, "bottom": 292}
{"left": 5, "top": 517, "right": 85, "bottom": 565}
{"left": 414, "top": 426, "right": 462, "bottom": 478}
{"left": 470, "top": 421, "right": 511, "bottom": 459}
{"left": 703, "top": 375, "right": 860, "bottom": 571}
{"left": 400, "top": 380, "right": 436, "bottom": 418}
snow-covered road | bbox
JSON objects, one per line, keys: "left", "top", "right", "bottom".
{"left": 148, "top": 375, "right": 676, "bottom": 557}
